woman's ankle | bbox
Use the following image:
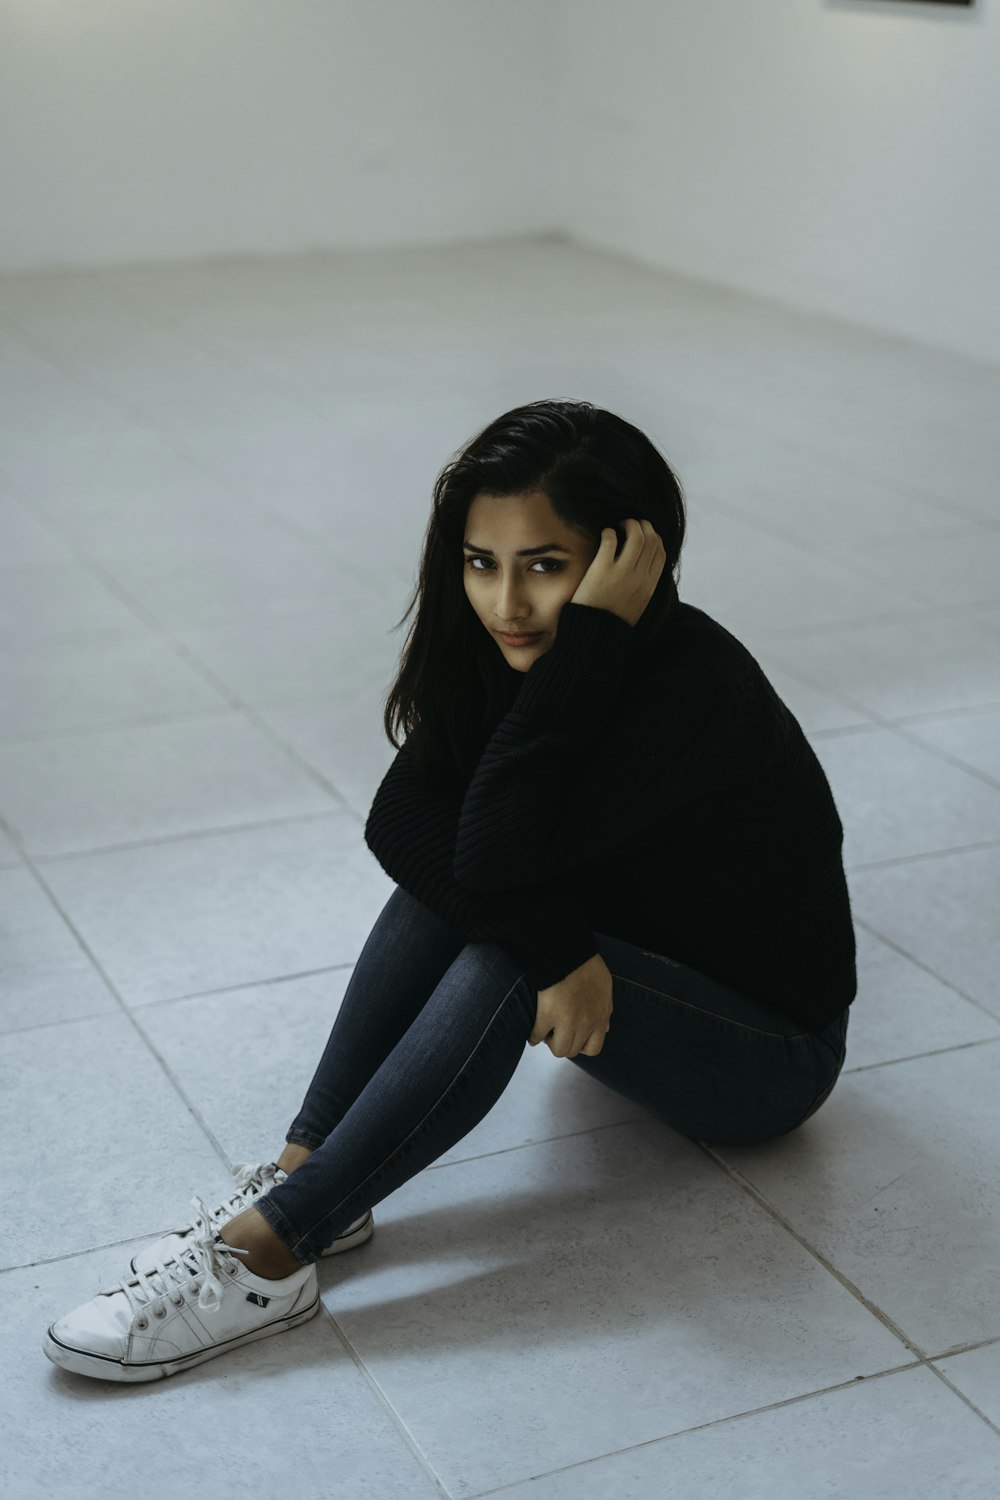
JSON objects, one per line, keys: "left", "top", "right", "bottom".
{"left": 220, "top": 1207, "right": 304, "bottom": 1280}
{"left": 276, "top": 1142, "right": 314, "bottom": 1176}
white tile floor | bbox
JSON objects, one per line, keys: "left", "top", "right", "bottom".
{"left": 2, "top": 239, "right": 999, "bottom": 1498}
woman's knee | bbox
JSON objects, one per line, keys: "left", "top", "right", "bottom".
{"left": 450, "top": 941, "right": 537, "bottom": 1034}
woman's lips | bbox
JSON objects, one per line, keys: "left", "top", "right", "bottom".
{"left": 497, "top": 631, "right": 542, "bottom": 647}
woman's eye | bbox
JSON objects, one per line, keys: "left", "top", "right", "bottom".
{"left": 464, "top": 557, "right": 562, "bottom": 574}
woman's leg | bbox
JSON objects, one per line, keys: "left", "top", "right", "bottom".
{"left": 238, "top": 910, "right": 847, "bottom": 1270}
{"left": 569, "top": 932, "right": 850, "bottom": 1148}
{"left": 285, "top": 884, "right": 469, "bottom": 1148}
{"left": 250, "top": 905, "right": 538, "bottom": 1264}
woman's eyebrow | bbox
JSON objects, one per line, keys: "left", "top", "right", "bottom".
{"left": 463, "top": 541, "right": 573, "bottom": 557}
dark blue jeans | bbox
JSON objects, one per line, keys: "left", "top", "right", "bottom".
{"left": 255, "top": 886, "right": 849, "bottom": 1265}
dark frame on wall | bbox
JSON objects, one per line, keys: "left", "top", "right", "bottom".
{"left": 875, "top": 1, "right": 973, "bottom": 6}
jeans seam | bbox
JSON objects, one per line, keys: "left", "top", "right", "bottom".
{"left": 284, "top": 972, "right": 529, "bottom": 1257}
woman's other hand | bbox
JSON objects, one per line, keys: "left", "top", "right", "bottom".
{"left": 530, "top": 952, "right": 613, "bottom": 1058}
{"left": 569, "top": 517, "right": 666, "bottom": 627}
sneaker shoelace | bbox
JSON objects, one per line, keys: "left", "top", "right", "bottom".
{"left": 120, "top": 1196, "right": 251, "bottom": 1323}
{"left": 210, "top": 1161, "right": 283, "bottom": 1224}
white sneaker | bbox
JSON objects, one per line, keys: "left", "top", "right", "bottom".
{"left": 43, "top": 1197, "right": 319, "bottom": 1382}
{"left": 129, "top": 1160, "right": 373, "bottom": 1276}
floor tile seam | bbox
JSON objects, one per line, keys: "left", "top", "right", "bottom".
{"left": 8, "top": 531, "right": 371, "bottom": 816}
{"left": 465, "top": 1360, "right": 927, "bottom": 1499}
{"left": 0, "top": 1231, "right": 176, "bottom": 1276}
{"left": 9, "top": 274, "right": 404, "bottom": 582}
{"left": 311, "top": 1303, "right": 455, "bottom": 1500}
{"left": 696, "top": 1142, "right": 930, "bottom": 1362}
{"left": 884, "top": 721, "right": 1000, "bottom": 795}
{"left": 91, "top": 271, "right": 426, "bottom": 459}
{"left": 693, "top": 492, "right": 996, "bottom": 590}
{"left": 846, "top": 834, "right": 1000, "bottom": 877}
{"left": 0, "top": 1004, "right": 121, "bottom": 1041}
{"left": 29, "top": 806, "right": 349, "bottom": 866}
{"left": 853, "top": 917, "right": 998, "bottom": 1021}
{"left": 7, "top": 259, "right": 996, "bottom": 575}
{"left": 0, "top": 625, "right": 161, "bottom": 653}
{"left": 0, "top": 706, "right": 248, "bottom": 748}
{"left": 891, "top": 700, "right": 1000, "bottom": 727}
{"left": 695, "top": 483, "right": 991, "bottom": 544}
{"left": 73, "top": 550, "right": 381, "bottom": 815}
{"left": 12, "top": 847, "right": 240, "bottom": 1189}
{"left": 809, "top": 699, "right": 1000, "bottom": 741}
{"left": 771, "top": 428, "right": 1000, "bottom": 522}
{"left": 842, "top": 1034, "right": 1000, "bottom": 1076}
{"left": 0, "top": 953, "right": 358, "bottom": 1035}
{"left": 932, "top": 1335, "right": 1000, "bottom": 1365}
{"left": 808, "top": 711, "right": 1000, "bottom": 760}
{"left": 762, "top": 658, "right": 883, "bottom": 726}
{"left": 924, "top": 1361, "right": 1000, "bottom": 1439}
{"left": 423, "top": 1111, "right": 650, "bottom": 1175}
{"left": 0, "top": 305, "right": 321, "bottom": 559}
{"left": 754, "top": 598, "right": 1000, "bottom": 643}
{"left": 720, "top": 402, "right": 1000, "bottom": 501}
{"left": 125, "top": 960, "right": 358, "bottom": 1009}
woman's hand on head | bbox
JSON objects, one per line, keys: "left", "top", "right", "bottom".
{"left": 530, "top": 952, "right": 613, "bottom": 1059}
{"left": 569, "top": 517, "right": 666, "bottom": 627}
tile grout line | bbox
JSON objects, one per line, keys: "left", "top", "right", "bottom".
{"left": 923, "top": 1362, "right": 1000, "bottom": 1440}
{"left": 0, "top": 298, "right": 390, "bottom": 596}
{"left": 5, "top": 303, "right": 1000, "bottom": 640}
{"left": 26, "top": 807, "right": 350, "bottom": 865}
{"left": 841, "top": 1035, "right": 1000, "bottom": 1077}
{"left": 0, "top": 481, "right": 382, "bottom": 824}
{"left": 462, "top": 1362, "right": 931, "bottom": 1498}
{"left": 14, "top": 847, "right": 250, "bottom": 1207}
{"left": 846, "top": 834, "right": 1000, "bottom": 876}
{"left": 310, "top": 1303, "right": 456, "bottom": 1500}
{"left": 853, "top": 916, "right": 1000, "bottom": 1026}
{"left": 692, "top": 1156, "right": 1000, "bottom": 1441}
{"left": 692, "top": 1143, "right": 947, "bottom": 1367}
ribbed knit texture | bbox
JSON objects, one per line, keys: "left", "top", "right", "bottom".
{"left": 364, "top": 600, "right": 857, "bottom": 1031}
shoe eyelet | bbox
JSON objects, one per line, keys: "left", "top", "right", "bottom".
{"left": 136, "top": 1317, "right": 148, "bottom": 1331}
{"left": 172, "top": 1294, "right": 184, "bottom": 1308}
{"left": 153, "top": 1305, "right": 167, "bottom": 1319}
{"left": 227, "top": 1264, "right": 239, "bottom": 1276}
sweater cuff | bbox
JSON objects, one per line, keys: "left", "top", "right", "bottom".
{"left": 514, "top": 603, "right": 634, "bottom": 737}
{"left": 471, "top": 904, "right": 600, "bottom": 992}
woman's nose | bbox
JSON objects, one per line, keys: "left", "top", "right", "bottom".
{"left": 496, "top": 578, "right": 527, "bottom": 617}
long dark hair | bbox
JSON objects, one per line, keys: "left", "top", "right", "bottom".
{"left": 382, "top": 398, "right": 686, "bottom": 776}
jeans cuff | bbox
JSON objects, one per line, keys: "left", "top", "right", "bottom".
{"left": 252, "top": 1196, "right": 315, "bottom": 1268}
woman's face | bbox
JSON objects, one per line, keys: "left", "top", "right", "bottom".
{"left": 462, "top": 490, "right": 599, "bottom": 671}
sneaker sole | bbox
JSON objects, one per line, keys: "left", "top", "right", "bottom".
{"left": 319, "top": 1209, "right": 374, "bottom": 1257}
{"left": 42, "top": 1293, "right": 320, "bottom": 1383}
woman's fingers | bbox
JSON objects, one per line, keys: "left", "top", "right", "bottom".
{"left": 545, "top": 1025, "right": 609, "bottom": 1059}
{"left": 577, "top": 1028, "right": 607, "bottom": 1059}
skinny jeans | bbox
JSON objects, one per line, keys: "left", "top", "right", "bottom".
{"left": 255, "top": 886, "right": 849, "bottom": 1265}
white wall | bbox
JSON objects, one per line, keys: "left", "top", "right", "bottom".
{"left": 553, "top": 0, "right": 1000, "bottom": 364}
{"left": 0, "top": 0, "right": 555, "bottom": 269}
{"left": 2, "top": 0, "right": 998, "bottom": 364}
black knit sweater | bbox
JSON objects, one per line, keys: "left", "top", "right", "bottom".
{"left": 364, "top": 600, "right": 857, "bottom": 1032}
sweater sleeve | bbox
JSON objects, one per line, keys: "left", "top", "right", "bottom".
{"left": 454, "top": 601, "right": 723, "bottom": 893}
{"left": 363, "top": 739, "right": 601, "bottom": 990}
